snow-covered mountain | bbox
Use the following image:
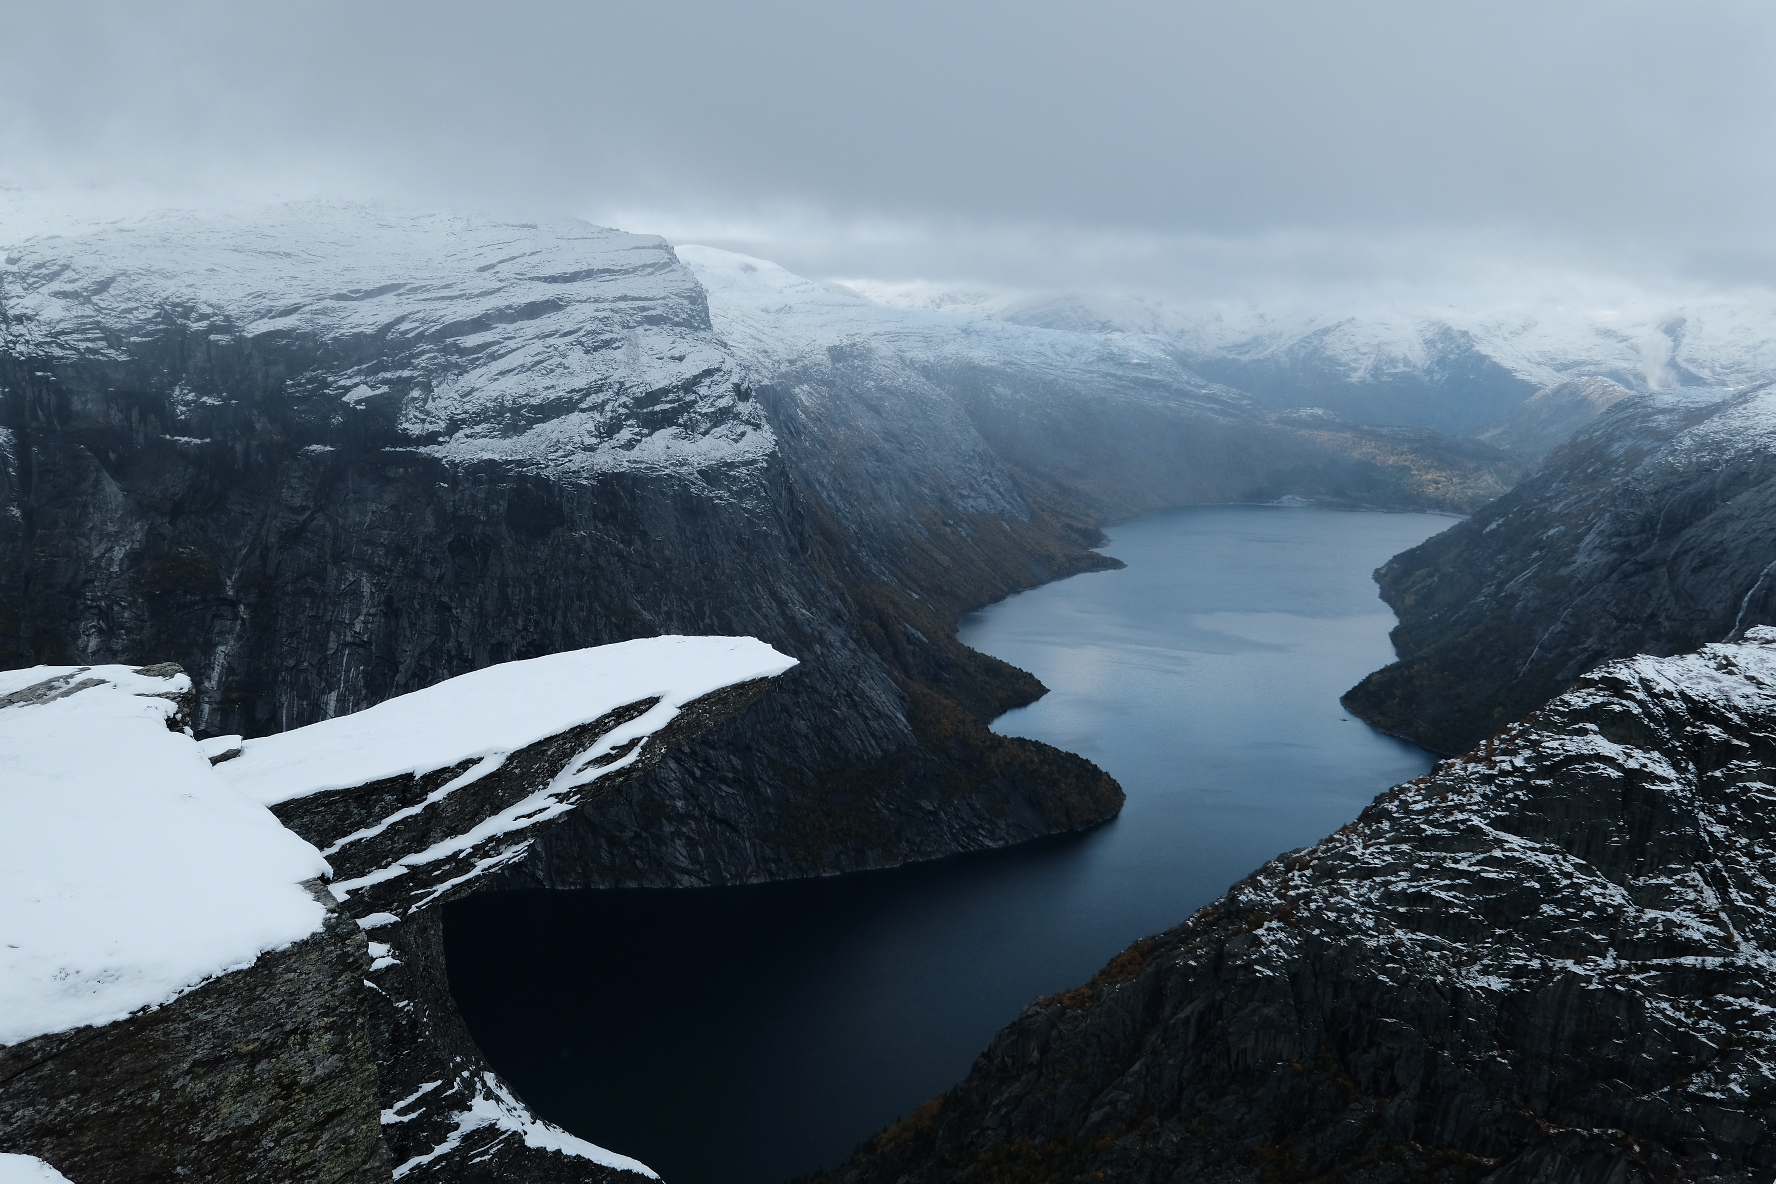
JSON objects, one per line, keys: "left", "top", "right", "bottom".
{"left": 844, "top": 279, "right": 1776, "bottom": 434}
{"left": 0, "top": 198, "right": 1509, "bottom": 902}
{"left": 682, "top": 246, "right": 1231, "bottom": 402}
{"left": 0, "top": 200, "right": 1132, "bottom": 896}
{"left": 683, "top": 244, "right": 1517, "bottom": 522}
{"left": 1, "top": 202, "right": 767, "bottom": 478}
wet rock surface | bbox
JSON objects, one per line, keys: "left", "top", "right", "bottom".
{"left": 815, "top": 634, "right": 1776, "bottom": 1184}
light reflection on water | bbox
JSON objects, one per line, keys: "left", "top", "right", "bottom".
{"left": 445, "top": 505, "right": 1453, "bottom": 1184}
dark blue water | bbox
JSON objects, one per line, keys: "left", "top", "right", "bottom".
{"left": 445, "top": 505, "right": 1451, "bottom": 1184}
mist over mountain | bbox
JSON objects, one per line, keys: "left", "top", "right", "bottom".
{"left": 9, "top": 5, "right": 1776, "bottom": 1184}
{"left": 833, "top": 278, "right": 1776, "bottom": 434}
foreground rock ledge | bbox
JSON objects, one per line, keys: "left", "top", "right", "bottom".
{"left": 0, "top": 637, "right": 795, "bottom": 1184}
{"left": 817, "top": 631, "right": 1776, "bottom": 1184}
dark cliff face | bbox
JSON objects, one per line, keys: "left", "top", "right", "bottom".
{"left": 815, "top": 634, "right": 1776, "bottom": 1184}
{"left": 0, "top": 648, "right": 791, "bottom": 1183}
{"left": 1343, "top": 386, "right": 1776, "bottom": 755}
{"left": 0, "top": 207, "right": 1125, "bottom": 891}
{"left": 1, "top": 207, "right": 1514, "bottom": 890}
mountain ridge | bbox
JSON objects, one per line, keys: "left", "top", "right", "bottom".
{"left": 2, "top": 200, "right": 1512, "bottom": 891}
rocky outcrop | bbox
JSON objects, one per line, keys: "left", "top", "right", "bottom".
{"left": 1, "top": 906, "right": 386, "bottom": 1184}
{"left": 1344, "top": 385, "right": 1776, "bottom": 754}
{"left": 0, "top": 641, "right": 794, "bottom": 1183}
{"left": 814, "top": 633, "right": 1776, "bottom": 1184}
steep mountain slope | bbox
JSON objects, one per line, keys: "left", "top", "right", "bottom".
{"left": 1344, "top": 384, "right": 1776, "bottom": 754}
{"left": 686, "top": 247, "right": 1516, "bottom": 523}
{"left": 513, "top": 246, "right": 1513, "bottom": 888}
{"left": 0, "top": 203, "right": 1127, "bottom": 888}
{"left": 817, "top": 633, "right": 1776, "bottom": 1184}
{"left": 2, "top": 203, "right": 1510, "bottom": 889}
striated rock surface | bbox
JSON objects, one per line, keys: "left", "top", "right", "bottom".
{"left": 0, "top": 639, "right": 794, "bottom": 1183}
{"left": 816, "top": 633, "right": 1776, "bottom": 1184}
{"left": 1345, "top": 385, "right": 1776, "bottom": 754}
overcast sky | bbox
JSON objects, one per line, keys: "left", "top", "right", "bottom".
{"left": 6, "top": 1, "right": 1774, "bottom": 301}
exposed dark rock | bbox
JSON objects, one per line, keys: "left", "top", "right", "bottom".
{"left": 1344, "top": 386, "right": 1776, "bottom": 754}
{"left": 0, "top": 901, "right": 387, "bottom": 1184}
{"left": 230, "top": 650, "right": 795, "bottom": 1183}
{"left": 813, "top": 633, "right": 1776, "bottom": 1184}
{"left": 0, "top": 206, "right": 1515, "bottom": 892}
{"left": 0, "top": 650, "right": 792, "bottom": 1183}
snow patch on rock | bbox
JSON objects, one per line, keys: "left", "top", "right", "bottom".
{"left": 0, "top": 665, "right": 330, "bottom": 1046}
{"left": 0, "top": 1154, "right": 73, "bottom": 1184}
{"left": 392, "top": 1073, "right": 658, "bottom": 1180}
{"left": 219, "top": 635, "right": 796, "bottom": 806}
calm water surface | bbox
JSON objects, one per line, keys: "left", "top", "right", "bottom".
{"left": 446, "top": 505, "right": 1451, "bottom": 1184}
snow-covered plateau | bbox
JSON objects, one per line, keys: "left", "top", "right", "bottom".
{"left": 0, "top": 663, "right": 329, "bottom": 1046}
{"left": 0, "top": 636, "right": 794, "bottom": 1184}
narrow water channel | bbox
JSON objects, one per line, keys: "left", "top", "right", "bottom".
{"left": 445, "top": 505, "right": 1452, "bottom": 1184}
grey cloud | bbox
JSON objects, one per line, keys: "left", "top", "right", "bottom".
{"left": 5, "top": 0, "right": 1775, "bottom": 295}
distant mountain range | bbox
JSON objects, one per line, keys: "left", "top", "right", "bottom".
{"left": 843, "top": 279, "right": 1776, "bottom": 435}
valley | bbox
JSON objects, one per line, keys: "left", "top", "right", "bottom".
{"left": 444, "top": 505, "right": 1446, "bottom": 1184}
{"left": 4, "top": 201, "right": 1776, "bottom": 1184}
